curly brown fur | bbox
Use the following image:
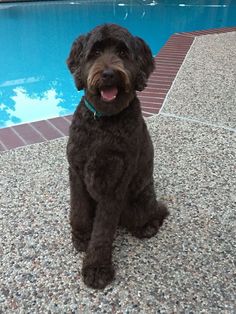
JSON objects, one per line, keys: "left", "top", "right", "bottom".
{"left": 66, "top": 24, "right": 169, "bottom": 289}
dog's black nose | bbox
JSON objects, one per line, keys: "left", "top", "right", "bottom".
{"left": 102, "top": 69, "right": 115, "bottom": 80}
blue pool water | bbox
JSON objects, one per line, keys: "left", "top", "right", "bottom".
{"left": 0, "top": 0, "right": 235, "bottom": 128}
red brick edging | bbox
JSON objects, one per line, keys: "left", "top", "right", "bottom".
{"left": 1, "top": 27, "right": 235, "bottom": 151}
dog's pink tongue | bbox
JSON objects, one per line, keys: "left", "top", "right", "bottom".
{"left": 101, "top": 87, "right": 118, "bottom": 102}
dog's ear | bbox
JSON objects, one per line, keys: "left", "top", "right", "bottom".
{"left": 66, "top": 35, "right": 86, "bottom": 90}
{"left": 134, "top": 37, "right": 155, "bottom": 91}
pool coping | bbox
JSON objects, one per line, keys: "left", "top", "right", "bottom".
{"left": 1, "top": 26, "right": 236, "bottom": 151}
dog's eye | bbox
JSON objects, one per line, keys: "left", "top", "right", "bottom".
{"left": 119, "top": 50, "right": 126, "bottom": 58}
{"left": 94, "top": 49, "right": 101, "bottom": 56}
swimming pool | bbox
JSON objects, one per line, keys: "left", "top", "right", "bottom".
{"left": 0, "top": 0, "right": 235, "bottom": 128}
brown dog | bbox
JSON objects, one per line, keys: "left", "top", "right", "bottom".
{"left": 66, "top": 24, "right": 169, "bottom": 289}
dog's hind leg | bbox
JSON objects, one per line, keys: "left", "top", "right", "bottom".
{"left": 121, "top": 181, "right": 169, "bottom": 239}
{"left": 69, "top": 167, "right": 95, "bottom": 252}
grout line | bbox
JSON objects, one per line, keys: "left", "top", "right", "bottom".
{"left": 160, "top": 44, "right": 193, "bottom": 48}
{"left": 154, "top": 63, "right": 182, "bottom": 67}
{"left": 11, "top": 127, "right": 27, "bottom": 145}
{"left": 155, "top": 61, "right": 185, "bottom": 66}
{"left": 142, "top": 106, "right": 161, "bottom": 110}
{"left": 151, "top": 74, "right": 178, "bottom": 78}
{"left": 46, "top": 119, "right": 67, "bottom": 137}
{"left": 0, "top": 139, "right": 8, "bottom": 151}
{"left": 139, "top": 95, "right": 165, "bottom": 100}
{"left": 150, "top": 75, "right": 177, "bottom": 79}
{"left": 148, "top": 83, "right": 172, "bottom": 88}
{"left": 156, "top": 56, "right": 187, "bottom": 60}
{"left": 63, "top": 116, "right": 72, "bottom": 123}
{"left": 29, "top": 123, "right": 47, "bottom": 140}
{"left": 139, "top": 92, "right": 167, "bottom": 96}
{"left": 156, "top": 54, "right": 187, "bottom": 59}
{"left": 62, "top": 116, "right": 71, "bottom": 125}
{"left": 159, "top": 36, "right": 195, "bottom": 115}
{"left": 160, "top": 112, "right": 236, "bottom": 133}
{"left": 141, "top": 102, "right": 163, "bottom": 106}
{"left": 154, "top": 65, "right": 184, "bottom": 70}
{"left": 139, "top": 90, "right": 167, "bottom": 95}
{"left": 152, "top": 76, "right": 176, "bottom": 81}
{"left": 1, "top": 136, "right": 67, "bottom": 152}
{"left": 173, "top": 34, "right": 195, "bottom": 38}
{"left": 145, "top": 86, "right": 170, "bottom": 90}
{"left": 142, "top": 110, "right": 155, "bottom": 116}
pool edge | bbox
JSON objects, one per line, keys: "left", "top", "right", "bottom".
{"left": 1, "top": 27, "right": 236, "bottom": 151}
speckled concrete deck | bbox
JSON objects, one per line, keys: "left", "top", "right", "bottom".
{"left": 1, "top": 32, "right": 236, "bottom": 313}
{"left": 161, "top": 32, "right": 236, "bottom": 130}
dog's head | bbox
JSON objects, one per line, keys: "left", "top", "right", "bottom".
{"left": 67, "top": 24, "right": 154, "bottom": 115}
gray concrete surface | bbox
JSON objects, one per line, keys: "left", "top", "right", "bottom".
{"left": 161, "top": 32, "right": 236, "bottom": 130}
{"left": 1, "top": 32, "right": 236, "bottom": 313}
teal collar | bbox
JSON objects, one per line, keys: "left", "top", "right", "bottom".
{"left": 84, "top": 97, "right": 106, "bottom": 119}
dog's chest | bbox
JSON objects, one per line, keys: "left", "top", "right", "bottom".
{"left": 79, "top": 119, "right": 134, "bottom": 152}
{"left": 69, "top": 117, "right": 139, "bottom": 169}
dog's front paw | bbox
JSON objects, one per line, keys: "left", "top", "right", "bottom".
{"left": 72, "top": 234, "right": 89, "bottom": 252}
{"left": 82, "top": 263, "right": 115, "bottom": 289}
